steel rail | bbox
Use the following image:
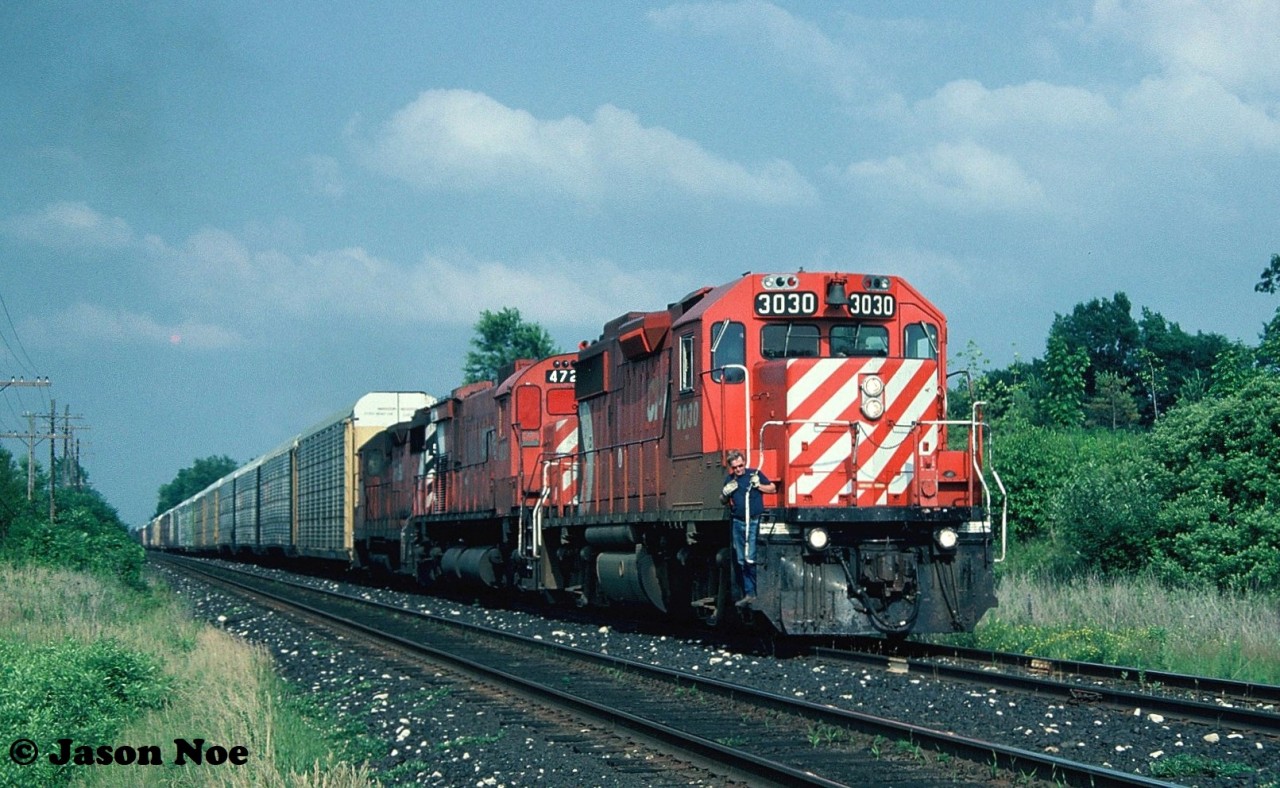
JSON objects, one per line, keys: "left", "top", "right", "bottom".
{"left": 161, "top": 556, "right": 853, "bottom": 788}
{"left": 158, "top": 555, "right": 1180, "bottom": 788}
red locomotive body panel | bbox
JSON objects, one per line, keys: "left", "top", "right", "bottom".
{"left": 575, "top": 311, "right": 674, "bottom": 518}
{"left": 429, "top": 354, "right": 578, "bottom": 518}
{"left": 358, "top": 407, "right": 431, "bottom": 556}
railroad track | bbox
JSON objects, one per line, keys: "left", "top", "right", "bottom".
{"left": 816, "top": 638, "right": 1280, "bottom": 737}
{"left": 157, "top": 555, "right": 1181, "bottom": 787}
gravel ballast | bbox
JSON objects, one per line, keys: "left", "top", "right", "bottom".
{"left": 158, "top": 560, "right": 1276, "bottom": 787}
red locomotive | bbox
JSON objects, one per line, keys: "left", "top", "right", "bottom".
{"left": 354, "top": 270, "right": 1004, "bottom": 636}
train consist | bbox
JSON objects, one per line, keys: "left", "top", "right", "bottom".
{"left": 145, "top": 270, "right": 1005, "bottom": 638}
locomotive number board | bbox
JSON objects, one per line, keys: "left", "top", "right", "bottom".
{"left": 754, "top": 291, "right": 818, "bottom": 317}
{"left": 847, "top": 292, "right": 896, "bottom": 319}
{"left": 545, "top": 368, "right": 575, "bottom": 384}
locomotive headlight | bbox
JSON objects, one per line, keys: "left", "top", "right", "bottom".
{"left": 861, "top": 375, "right": 884, "bottom": 397}
{"left": 934, "top": 527, "right": 959, "bottom": 551}
{"left": 861, "top": 397, "right": 885, "bottom": 419}
{"left": 805, "top": 527, "right": 830, "bottom": 552}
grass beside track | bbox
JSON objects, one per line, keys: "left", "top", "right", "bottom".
{"left": 0, "top": 563, "right": 378, "bottom": 787}
{"left": 942, "top": 571, "right": 1280, "bottom": 686}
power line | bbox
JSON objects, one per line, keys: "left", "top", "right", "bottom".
{"left": 0, "top": 290, "right": 39, "bottom": 376}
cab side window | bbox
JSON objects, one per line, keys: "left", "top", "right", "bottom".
{"left": 905, "top": 323, "right": 938, "bottom": 359}
{"left": 679, "top": 334, "right": 695, "bottom": 393}
{"left": 710, "top": 321, "right": 745, "bottom": 383}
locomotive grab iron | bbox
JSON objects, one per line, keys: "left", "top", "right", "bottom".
{"left": 145, "top": 270, "right": 1006, "bottom": 638}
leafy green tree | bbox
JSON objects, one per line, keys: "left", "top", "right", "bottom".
{"left": 1049, "top": 446, "right": 1159, "bottom": 577}
{"left": 1, "top": 448, "right": 145, "bottom": 587}
{"left": 1085, "top": 371, "right": 1140, "bottom": 429}
{"left": 1209, "top": 342, "right": 1260, "bottom": 396}
{"left": 1255, "top": 252, "right": 1280, "bottom": 294}
{"left": 1041, "top": 333, "right": 1088, "bottom": 427}
{"left": 154, "top": 455, "right": 238, "bottom": 516}
{"left": 1049, "top": 292, "right": 1141, "bottom": 392}
{"left": 1136, "top": 308, "right": 1231, "bottom": 417}
{"left": 1252, "top": 253, "right": 1280, "bottom": 374}
{"left": 0, "top": 446, "right": 31, "bottom": 541}
{"left": 989, "top": 425, "right": 1079, "bottom": 542}
{"left": 1175, "top": 368, "right": 1209, "bottom": 404}
{"left": 462, "top": 307, "right": 559, "bottom": 384}
{"left": 1258, "top": 307, "right": 1280, "bottom": 374}
{"left": 1145, "top": 375, "right": 1280, "bottom": 592}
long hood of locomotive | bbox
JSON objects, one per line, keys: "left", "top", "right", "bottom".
{"left": 771, "top": 356, "right": 940, "bottom": 509}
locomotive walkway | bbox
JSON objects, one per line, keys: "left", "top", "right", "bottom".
{"left": 157, "top": 554, "right": 1181, "bottom": 787}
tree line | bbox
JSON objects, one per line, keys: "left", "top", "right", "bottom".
{"left": 953, "top": 254, "right": 1280, "bottom": 592}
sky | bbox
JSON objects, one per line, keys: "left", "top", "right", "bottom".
{"left": 1, "top": 1, "right": 1278, "bottom": 528}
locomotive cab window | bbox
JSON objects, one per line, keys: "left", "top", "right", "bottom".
{"left": 831, "top": 324, "right": 889, "bottom": 357}
{"left": 710, "top": 321, "right": 745, "bottom": 383}
{"left": 547, "top": 387, "right": 576, "bottom": 415}
{"left": 761, "top": 323, "right": 820, "bottom": 358}
{"left": 679, "top": 333, "right": 695, "bottom": 393}
{"left": 905, "top": 322, "right": 938, "bottom": 359}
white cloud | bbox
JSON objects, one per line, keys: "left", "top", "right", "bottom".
{"left": 26, "top": 303, "right": 241, "bottom": 350}
{"left": 845, "top": 141, "right": 1046, "bottom": 214}
{"left": 357, "top": 89, "right": 814, "bottom": 205}
{"left": 1085, "top": 2, "right": 1280, "bottom": 153}
{"left": 1091, "top": 0, "right": 1280, "bottom": 95}
{"left": 1123, "top": 72, "right": 1280, "bottom": 153}
{"left": 147, "top": 228, "right": 392, "bottom": 320}
{"left": 404, "top": 254, "right": 685, "bottom": 328}
{"left": 1, "top": 201, "right": 134, "bottom": 250}
{"left": 916, "top": 79, "right": 1117, "bottom": 135}
{"left": 649, "top": 0, "right": 874, "bottom": 101}
{"left": 140, "top": 218, "right": 681, "bottom": 331}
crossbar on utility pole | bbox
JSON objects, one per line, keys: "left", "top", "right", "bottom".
{"left": 0, "top": 377, "right": 50, "bottom": 392}
{"left": 0, "top": 378, "right": 62, "bottom": 521}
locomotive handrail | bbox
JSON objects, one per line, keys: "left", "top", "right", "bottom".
{"left": 708, "top": 363, "right": 751, "bottom": 519}
{"left": 524, "top": 457, "right": 556, "bottom": 562}
{"left": 576, "top": 436, "right": 663, "bottom": 516}
{"left": 969, "top": 401, "right": 1007, "bottom": 563}
{"left": 915, "top": 409, "right": 1006, "bottom": 563}
{"left": 519, "top": 448, "right": 581, "bottom": 563}
{"left": 758, "top": 418, "right": 860, "bottom": 507}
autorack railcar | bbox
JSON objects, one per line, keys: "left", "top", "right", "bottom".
{"left": 152, "top": 392, "right": 432, "bottom": 562}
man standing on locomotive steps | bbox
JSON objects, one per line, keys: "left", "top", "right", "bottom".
{"left": 720, "top": 450, "right": 777, "bottom": 608}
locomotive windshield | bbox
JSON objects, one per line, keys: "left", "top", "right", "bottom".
{"left": 831, "top": 324, "right": 889, "bottom": 357}
{"left": 757, "top": 321, "right": 890, "bottom": 359}
{"left": 761, "top": 323, "right": 819, "bottom": 358}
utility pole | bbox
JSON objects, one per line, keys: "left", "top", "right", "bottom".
{"left": 0, "top": 378, "right": 53, "bottom": 500}
{"left": 48, "top": 400, "right": 55, "bottom": 521}
{"left": 0, "top": 415, "right": 71, "bottom": 502}
{"left": 0, "top": 379, "right": 86, "bottom": 525}
{"left": 59, "top": 404, "right": 86, "bottom": 488}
